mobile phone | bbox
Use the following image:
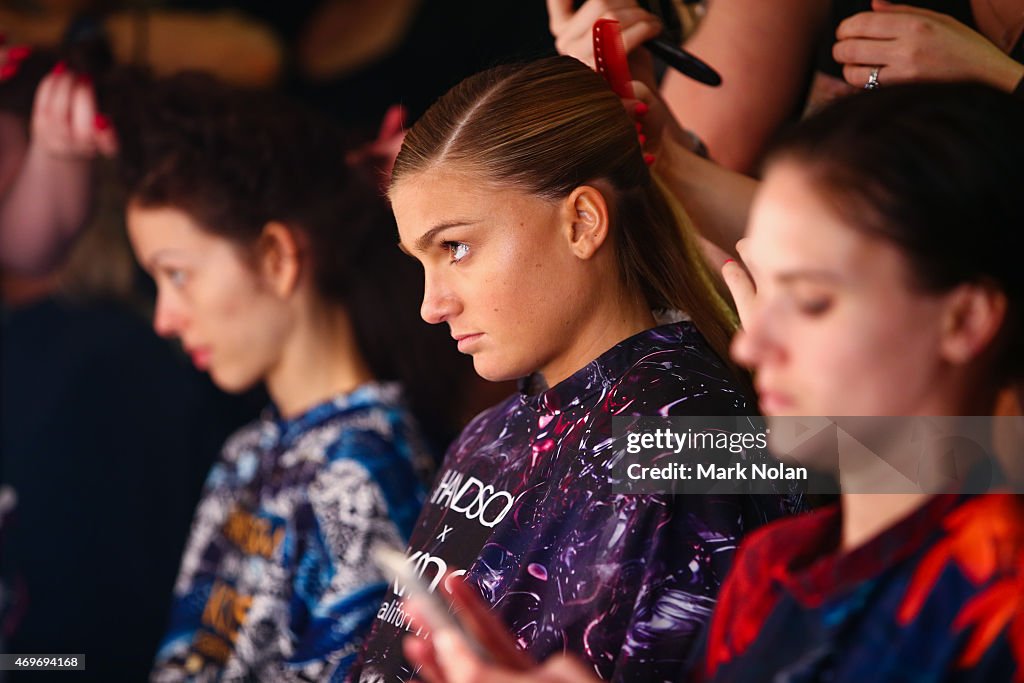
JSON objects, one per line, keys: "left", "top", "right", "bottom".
{"left": 372, "top": 547, "right": 494, "bottom": 662}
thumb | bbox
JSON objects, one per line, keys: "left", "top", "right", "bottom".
{"left": 378, "top": 104, "right": 407, "bottom": 141}
{"left": 432, "top": 629, "right": 490, "bottom": 683}
{"left": 722, "top": 258, "right": 755, "bottom": 328}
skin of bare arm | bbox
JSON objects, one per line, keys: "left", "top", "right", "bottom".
{"left": 628, "top": 80, "right": 758, "bottom": 258}
{"left": 0, "top": 67, "right": 118, "bottom": 274}
{"left": 659, "top": 0, "right": 828, "bottom": 174}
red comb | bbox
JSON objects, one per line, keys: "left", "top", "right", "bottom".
{"left": 593, "top": 19, "right": 635, "bottom": 99}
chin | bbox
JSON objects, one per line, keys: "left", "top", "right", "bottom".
{"left": 209, "top": 366, "right": 261, "bottom": 395}
{"left": 471, "top": 355, "right": 526, "bottom": 384}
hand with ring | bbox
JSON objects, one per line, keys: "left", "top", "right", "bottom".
{"left": 833, "top": 0, "right": 1024, "bottom": 92}
{"left": 865, "top": 66, "right": 881, "bottom": 89}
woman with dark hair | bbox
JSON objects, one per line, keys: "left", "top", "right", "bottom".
{"left": 350, "top": 55, "right": 796, "bottom": 683}
{"left": 402, "top": 81, "right": 1024, "bottom": 683}
{"left": 111, "top": 74, "right": 469, "bottom": 681}
{"left": 705, "top": 80, "right": 1023, "bottom": 683}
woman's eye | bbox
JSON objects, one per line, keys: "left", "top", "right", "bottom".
{"left": 166, "top": 269, "right": 188, "bottom": 288}
{"left": 798, "top": 298, "right": 832, "bottom": 316}
{"left": 444, "top": 241, "right": 470, "bottom": 263}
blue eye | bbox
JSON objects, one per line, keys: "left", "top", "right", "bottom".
{"left": 166, "top": 269, "right": 188, "bottom": 288}
{"left": 444, "top": 241, "right": 470, "bottom": 264}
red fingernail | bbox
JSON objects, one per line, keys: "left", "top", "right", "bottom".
{"left": 77, "top": 73, "right": 93, "bottom": 86}
{"left": 94, "top": 113, "right": 111, "bottom": 131}
{"left": 52, "top": 61, "right": 67, "bottom": 75}
{"left": 638, "top": 134, "right": 647, "bottom": 145}
{"left": 634, "top": 102, "right": 649, "bottom": 117}
{"left": 0, "top": 63, "right": 18, "bottom": 81}
{"left": 7, "top": 45, "right": 31, "bottom": 62}
{"left": 643, "top": 153, "right": 656, "bottom": 166}
{"left": 724, "top": 259, "right": 735, "bottom": 266}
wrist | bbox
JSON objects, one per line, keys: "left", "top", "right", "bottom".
{"left": 660, "top": 133, "right": 706, "bottom": 190}
{"left": 27, "top": 136, "right": 95, "bottom": 165}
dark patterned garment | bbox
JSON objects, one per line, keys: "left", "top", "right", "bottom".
{"left": 351, "top": 321, "right": 800, "bottom": 683}
{"left": 704, "top": 494, "right": 1024, "bottom": 683}
{"left": 152, "top": 382, "right": 432, "bottom": 682}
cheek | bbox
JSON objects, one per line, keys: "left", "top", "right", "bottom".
{"left": 199, "top": 270, "right": 289, "bottom": 354}
{"left": 799, "top": 303, "right": 943, "bottom": 413}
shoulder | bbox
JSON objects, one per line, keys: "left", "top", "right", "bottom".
{"left": 215, "top": 418, "right": 266, "bottom": 466}
{"left": 898, "top": 494, "right": 1024, "bottom": 624}
{"left": 310, "top": 385, "right": 428, "bottom": 469}
{"left": 705, "top": 506, "right": 834, "bottom": 676}
{"left": 448, "top": 391, "right": 521, "bottom": 447}
{"left": 609, "top": 322, "right": 753, "bottom": 415}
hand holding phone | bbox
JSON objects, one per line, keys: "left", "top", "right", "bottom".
{"left": 373, "top": 547, "right": 532, "bottom": 670}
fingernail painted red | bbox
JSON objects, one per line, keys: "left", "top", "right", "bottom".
{"left": 52, "top": 61, "right": 67, "bottom": 75}
{"left": 7, "top": 45, "right": 30, "bottom": 61}
{"left": 724, "top": 258, "right": 735, "bottom": 266}
{"left": 638, "top": 134, "right": 647, "bottom": 145}
{"left": 94, "top": 113, "right": 111, "bottom": 131}
{"left": 0, "top": 63, "right": 18, "bottom": 81}
{"left": 634, "top": 102, "right": 649, "bottom": 116}
{"left": 643, "top": 153, "right": 656, "bottom": 166}
{"left": 77, "top": 73, "right": 93, "bottom": 86}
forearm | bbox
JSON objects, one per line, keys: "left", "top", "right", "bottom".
{"left": 659, "top": 140, "right": 759, "bottom": 257}
{"left": 0, "top": 143, "right": 95, "bottom": 274}
{"left": 660, "top": 0, "right": 827, "bottom": 173}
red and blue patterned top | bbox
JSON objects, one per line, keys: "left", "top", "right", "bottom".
{"left": 705, "top": 493, "right": 1024, "bottom": 682}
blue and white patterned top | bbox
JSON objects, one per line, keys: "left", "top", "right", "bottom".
{"left": 152, "top": 382, "right": 432, "bottom": 682}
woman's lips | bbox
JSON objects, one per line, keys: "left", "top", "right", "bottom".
{"left": 758, "top": 389, "right": 795, "bottom": 414}
{"left": 453, "top": 333, "right": 483, "bottom": 353}
{"left": 188, "top": 348, "right": 212, "bottom": 370}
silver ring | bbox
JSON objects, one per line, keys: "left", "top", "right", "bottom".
{"left": 865, "top": 66, "right": 881, "bottom": 90}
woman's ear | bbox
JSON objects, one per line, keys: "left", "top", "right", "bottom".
{"left": 256, "top": 221, "right": 302, "bottom": 298}
{"left": 939, "top": 281, "right": 1007, "bottom": 366}
{"left": 562, "top": 184, "right": 611, "bottom": 260}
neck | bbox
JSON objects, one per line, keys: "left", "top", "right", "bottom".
{"left": 836, "top": 410, "right": 998, "bottom": 552}
{"left": 840, "top": 493, "right": 932, "bottom": 552}
{"left": 539, "top": 281, "right": 655, "bottom": 388}
{"left": 266, "top": 302, "right": 374, "bottom": 419}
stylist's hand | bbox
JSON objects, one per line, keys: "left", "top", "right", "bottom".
{"left": 403, "top": 577, "right": 598, "bottom": 683}
{"left": 623, "top": 79, "right": 707, "bottom": 170}
{"left": 722, "top": 238, "right": 755, "bottom": 328}
{"left": 834, "top": 0, "right": 1024, "bottom": 91}
{"left": 31, "top": 64, "right": 117, "bottom": 158}
{"left": 347, "top": 103, "right": 407, "bottom": 189}
{"left": 547, "top": 0, "right": 661, "bottom": 90}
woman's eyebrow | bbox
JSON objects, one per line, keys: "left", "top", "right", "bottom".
{"left": 776, "top": 269, "right": 844, "bottom": 285}
{"left": 145, "top": 248, "right": 188, "bottom": 272}
{"left": 409, "top": 220, "right": 481, "bottom": 254}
